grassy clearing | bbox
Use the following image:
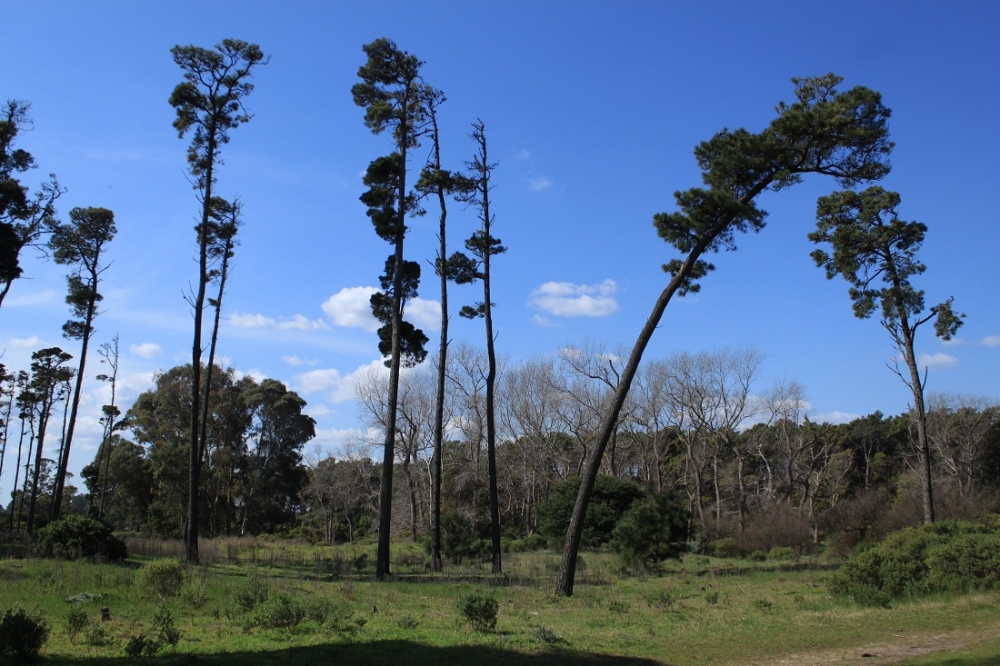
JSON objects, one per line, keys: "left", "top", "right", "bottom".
{"left": 2, "top": 539, "right": 999, "bottom": 665}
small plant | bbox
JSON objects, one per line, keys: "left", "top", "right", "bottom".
{"left": 608, "top": 600, "right": 631, "bottom": 615}
{"left": 705, "top": 591, "right": 720, "bottom": 605}
{"left": 152, "top": 607, "right": 181, "bottom": 650}
{"left": 233, "top": 575, "right": 269, "bottom": 613}
{"left": 244, "top": 592, "right": 304, "bottom": 631}
{"left": 531, "top": 625, "right": 565, "bottom": 645}
{"left": 751, "top": 598, "right": 773, "bottom": 611}
{"left": 396, "top": 614, "right": 419, "bottom": 630}
{"left": 65, "top": 606, "right": 90, "bottom": 643}
{"left": 181, "top": 580, "right": 208, "bottom": 609}
{"left": 644, "top": 589, "right": 676, "bottom": 609}
{"left": 141, "top": 559, "right": 185, "bottom": 598}
{"left": 768, "top": 546, "right": 798, "bottom": 561}
{"left": 84, "top": 621, "right": 111, "bottom": 647}
{"left": 456, "top": 591, "right": 498, "bottom": 632}
{"left": 124, "top": 635, "right": 161, "bottom": 658}
{"left": 0, "top": 607, "right": 50, "bottom": 662}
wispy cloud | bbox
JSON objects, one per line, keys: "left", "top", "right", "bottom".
{"left": 528, "top": 279, "right": 619, "bottom": 317}
{"left": 512, "top": 148, "right": 531, "bottom": 160}
{"left": 4, "top": 290, "right": 57, "bottom": 307}
{"left": 282, "top": 355, "right": 319, "bottom": 367}
{"left": 231, "top": 311, "right": 329, "bottom": 331}
{"left": 916, "top": 352, "right": 959, "bottom": 369}
{"left": 811, "top": 410, "right": 861, "bottom": 425}
{"left": 7, "top": 335, "right": 43, "bottom": 349}
{"left": 295, "top": 359, "right": 391, "bottom": 406}
{"left": 130, "top": 342, "right": 162, "bottom": 359}
{"left": 981, "top": 335, "right": 1000, "bottom": 347}
{"left": 528, "top": 176, "right": 553, "bottom": 192}
{"left": 531, "top": 315, "right": 558, "bottom": 327}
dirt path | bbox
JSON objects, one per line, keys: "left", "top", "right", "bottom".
{"left": 767, "top": 622, "right": 1000, "bottom": 665}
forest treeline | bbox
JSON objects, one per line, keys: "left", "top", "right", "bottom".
{"left": 4, "top": 346, "right": 997, "bottom": 560}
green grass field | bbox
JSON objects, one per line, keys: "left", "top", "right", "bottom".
{"left": 3, "top": 538, "right": 999, "bottom": 665}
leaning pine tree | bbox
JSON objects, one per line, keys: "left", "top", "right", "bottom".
{"left": 556, "top": 74, "right": 894, "bottom": 596}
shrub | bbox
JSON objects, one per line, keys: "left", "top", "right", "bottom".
{"left": 607, "top": 600, "right": 630, "bottom": 615}
{"left": 244, "top": 593, "right": 304, "bottom": 631}
{"left": 0, "top": 607, "right": 49, "bottom": 662}
{"left": 704, "top": 591, "right": 720, "bottom": 605}
{"left": 644, "top": 589, "right": 676, "bottom": 609}
{"left": 65, "top": 606, "right": 90, "bottom": 642}
{"left": 456, "top": 591, "right": 498, "bottom": 632}
{"left": 84, "top": 622, "right": 111, "bottom": 647}
{"left": 531, "top": 625, "right": 564, "bottom": 644}
{"left": 536, "top": 475, "right": 646, "bottom": 548}
{"left": 141, "top": 559, "right": 185, "bottom": 598}
{"left": 396, "top": 614, "right": 419, "bottom": 630}
{"left": 181, "top": 581, "right": 208, "bottom": 609}
{"left": 827, "top": 520, "right": 998, "bottom": 605}
{"left": 612, "top": 492, "right": 689, "bottom": 571}
{"left": 233, "top": 576, "right": 269, "bottom": 613}
{"left": 710, "top": 537, "right": 741, "bottom": 559}
{"left": 124, "top": 634, "right": 161, "bottom": 658}
{"left": 152, "top": 608, "right": 181, "bottom": 649}
{"left": 738, "top": 503, "right": 813, "bottom": 556}
{"left": 439, "top": 511, "right": 490, "bottom": 564}
{"left": 34, "top": 514, "right": 127, "bottom": 561}
{"left": 767, "top": 546, "right": 798, "bottom": 561}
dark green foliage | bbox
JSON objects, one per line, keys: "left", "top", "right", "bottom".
{"left": 767, "top": 546, "right": 798, "bottom": 561}
{"left": 438, "top": 510, "right": 490, "bottom": 564}
{"left": 124, "top": 634, "right": 161, "bottom": 658}
{"left": 537, "top": 476, "right": 645, "bottom": 548}
{"left": 455, "top": 591, "right": 498, "bottom": 632}
{"left": 65, "top": 606, "right": 89, "bottom": 642}
{"left": 244, "top": 592, "right": 304, "bottom": 631}
{"left": 828, "top": 521, "right": 1000, "bottom": 605}
{"left": 232, "top": 576, "right": 269, "bottom": 613}
{"left": 0, "top": 607, "right": 49, "bottom": 662}
{"left": 35, "top": 514, "right": 126, "bottom": 561}
{"left": 140, "top": 559, "right": 185, "bottom": 598}
{"left": 611, "top": 492, "right": 689, "bottom": 570}
{"left": 152, "top": 607, "right": 181, "bottom": 649}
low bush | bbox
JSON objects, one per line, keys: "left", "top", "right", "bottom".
{"left": 232, "top": 576, "right": 269, "bottom": 614}
{"left": 0, "top": 607, "right": 49, "bottom": 662}
{"left": 709, "top": 537, "right": 740, "bottom": 559}
{"left": 34, "top": 515, "right": 127, "bottom": 562}
{"left": 456, "top": 591, "right": 498, "bottom": 632}
{"left": 124, "top": 634, "right": 161, "bottom": 658}
{"left": 65, "top": 606, "right": 90, "bottom": 643}
{"left": 153, "top": 607, "right": 181, "bottom": 649}
{"left": 828, "top": 520, "right": 1000, "bottom": 605}
{"left": 141, "top": 559, "right": 185, "bottom": 598}
{"left": 244, "top": 592, "right": 304, "bottom": 631}
{"left": 767, "top": 546, "right": 798, "bottom": 561}
{"left": 611, "top": 492, "right": 689, "bottom": 571}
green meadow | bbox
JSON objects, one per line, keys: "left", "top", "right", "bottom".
{"left": 3, "top": 537, "right": 1000, "bottom": 665}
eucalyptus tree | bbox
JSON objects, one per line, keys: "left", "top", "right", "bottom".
{"left": 169, "top": 39, "right": 267, "bottom": 562}
{"left": 810, "top": 186, "right": 963, "bottom": 523}
{"left": 23, "top": 347, "right": 74, "bottom": 533}
{"left": 46, "top": 206, "right": 117, "bottom": 518}
{"left": 0, "top": 100, "right": 63, "bottom": 309}
{"left": 455, "top": 120, "right": 506, "bottom": 573}
{"left": 556, "top": 74, "right": 893, "bottom": 596}
{"left": 352, "top": 37, "right": 436, "bottom": 578}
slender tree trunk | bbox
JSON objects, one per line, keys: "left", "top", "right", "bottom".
{"left": 429, "top": 108, "right": 448, "bottom": 573}
{"left": 187, "top": 136, "right": 217, "bottom": 565}
{"left": 27, "top": 397, "right": 52, "bottom": 534}
{"left": 8, "top": 415, "right": 28, "bottom": 531}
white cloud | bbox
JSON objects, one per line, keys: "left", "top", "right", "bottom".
{"left": 130, "top": 342, "right": 162, "bottom": 359}
{"left": 282, "top": 355, "right": 318, "bottom": 367}
{"left": 981, "top": 335, "right": 1000, "bottom": 347}
{"left": 531, "top": 315, "right": 557, "bottom": 327}
{"left": 811, "top": 410, "right": 861, "bottom": 425}
{"left": 321, "top": 286, "right": 441, "bottom": 332}
{"left": 528, "top": 279, "right": 620, "bottom": 317}
{"left": 231, "top": 311, "right": 328, "bottom": 331}
{"left": 512, "top": 148, "right": 531, "bottom": 160}
{"left": 917, "top": 352, "right": 959, "bottom": 370}
{"left": 528, "top": 176, "right": 553, "bottom": 192}
{"left": 7, "top": 335, "right": 42, "bottom": 349}
{"left": 322, "top": 287, "right": 380, "bottom": 331}
{"left": 295, "top": 359, "right": 388, "bottom": 405}
{"left": 404, "top": 298, "right": 442, "bottom": 332}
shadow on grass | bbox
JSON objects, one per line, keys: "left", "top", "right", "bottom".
{"left": 42, "top": 641, "right": 666, "bottom": 665}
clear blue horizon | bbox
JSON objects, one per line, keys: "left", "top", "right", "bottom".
{"left": 2, "top": 1, "right": 998, "bottom": 495}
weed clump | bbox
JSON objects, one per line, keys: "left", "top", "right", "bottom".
{"left": 244, "top": 592, "right": 304, "bottom": 631}
{"left": 456, "top": 591, "right": 498, "bottom": 632}
{"left": 531, "top": 625, "right": 565, "bottom": 644}
{"left": 0, "top": 607, "right": 49, "bottom": 662}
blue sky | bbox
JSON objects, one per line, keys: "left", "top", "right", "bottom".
{"left": 2, "top": 1, "right": 998, "bottom": 493}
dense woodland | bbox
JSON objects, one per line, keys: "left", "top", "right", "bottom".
{"left": 2, "top": 37, "right": 997, "bottom": 596}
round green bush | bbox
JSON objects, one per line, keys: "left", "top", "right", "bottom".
{"left": 611, "top": 492, "right": 689, "bottom": 571}
{"left": 0, "top": 607, "right": 50, "bottom": 662}
{"left": 35, "top": 514, "right": 127, "bottom": 562}
{"left": 141, "top": 559, "right": 185, "bottom": 598}
{"left": 456, "top": 591, "right": 498, "bottom": 632}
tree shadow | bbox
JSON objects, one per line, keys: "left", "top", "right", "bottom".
{"left": 42, "top": 640, "right": 668, "bottom": 665}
